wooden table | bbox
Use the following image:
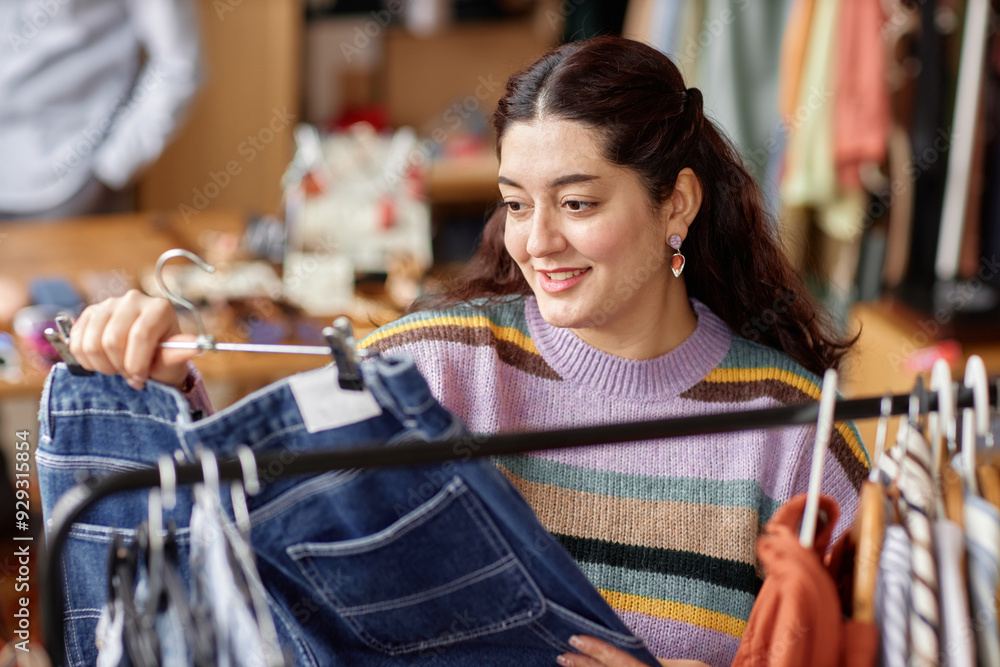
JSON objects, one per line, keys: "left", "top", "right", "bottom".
{"left": 0, "top": 210, "right": 386, "bottom": 405}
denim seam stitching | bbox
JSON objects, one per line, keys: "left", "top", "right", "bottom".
{"left": 297, "top": 546, "right": 543, "bottom": 656}
{"left": 528, "top": 617, "right": 574, "bottom": 652}
{"left": 34, "top": 451, "right": 150, "bottom": 473}
{"left": 239, "top": 423, "right": 306, "bottom": 452}
{"left": 455, "top": 483, "right": 509, "bottom": 559}
{"left": 249, "top": 470, "right": 361, "bottom": 526}
{"left": 285, "top": 477, "right": 465, "bottom": 558}
{"left": 546, "top": 600, "right": 647, "bottom": 648}
{"left": 338, "top": 555, "right": 520, "bottom": 616}
{"left": 258, "top": 580, "right": 319, "bottom": 667}
{"left": 49, "top": 408, "right": 177, "bottom": 428}
{"left": 61, "top": 559, "right": 84, "bottom": 667}
{"left": 66, "top": 523, "right": 192, "bottom": 542}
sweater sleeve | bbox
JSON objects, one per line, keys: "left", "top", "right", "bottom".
{"left": 92, "top": 0, "right": 203, "bottom": 188}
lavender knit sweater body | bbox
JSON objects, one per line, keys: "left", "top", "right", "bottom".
{"left": 359, "top": 295, "right": 869, "bottom": 666}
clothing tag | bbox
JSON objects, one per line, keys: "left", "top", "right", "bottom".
{"left": 288, "top": 366, "right": 382, "bottom": 433}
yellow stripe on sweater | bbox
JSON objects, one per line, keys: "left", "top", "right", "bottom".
{"left": 599, "top": 589, "right": 747, "bottom": 638}
{"left": 358, "top": 315, "right": 540, "bottom": 355}
{"left": 702, "top": 366, "right": 869, "bottom": 469}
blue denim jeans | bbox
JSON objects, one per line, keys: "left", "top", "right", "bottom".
{"left": 38, "top": 356, "right": 658, "bottom": 666}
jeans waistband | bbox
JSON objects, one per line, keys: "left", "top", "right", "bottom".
{"left": 40, "top": 354, "right": 454, "bottom": 462}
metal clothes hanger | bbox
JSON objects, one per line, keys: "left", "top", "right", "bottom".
{"left": 800, "top": 369, "right": 839, "bottom": 549}
{"left": 193, "top": 448, "right": 286, "bottom": 667}
{"left": 46, "top": 248, "right": 370, "bottom": 390}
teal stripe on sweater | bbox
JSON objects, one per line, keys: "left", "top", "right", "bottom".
{"left": 575, "top": 561, "right": 756, "bottom": 622}
{"left": 399, "top": 296, "right": 532, "bottom": 339}
{"left": 494, "top": 454, "right": 783, "bottom": 523}
{"left": 716, "top": 335, "right": 820, "bottom": 377}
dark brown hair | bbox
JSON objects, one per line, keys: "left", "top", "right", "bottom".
{"left": 417, "top": 36, "right": 855, "bottom": 375}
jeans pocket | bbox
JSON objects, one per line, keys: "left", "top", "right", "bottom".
{"left": 286, "top": 476, "right": 545, "bottom": 655}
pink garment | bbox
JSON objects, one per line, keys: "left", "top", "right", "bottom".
{"left": 834, "top": 0, "right": 891, "bottom": 189}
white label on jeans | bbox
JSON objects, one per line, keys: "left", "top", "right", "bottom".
{"left": 288, "top": 366, "right": 383, "bottom": 433}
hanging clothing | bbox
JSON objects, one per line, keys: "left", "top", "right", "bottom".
{"left": 880, "top": 425, "right": 942, "bottom": 667}
{"left": 732, "top": 493, "right": 877, "bottom": 667}
{"left": 689, "top": 0, "right": 792, "bottom": 188}
{"left": 876, "top": 524, "right": 913, "bottom": 667}
{"left": 934, "top": 519, "right": 976, "bottom": 667}
{"left": 781, "top": 0, "right": 868, "bottom": 243}
{"left": 833, "top": 0, "right": 890, "bottom": 190}
{"left": 356, "top": 295, "right": 870, "bottom": 666}
{"left": 37, "top": 357, "right": 659, "bottom": 667}
{"left": 965, "top": 493, "right": 1000, "bottom": 667}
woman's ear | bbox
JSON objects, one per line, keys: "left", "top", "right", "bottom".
{"left": 662, "top": 167, "right": 703, "bottom": 241}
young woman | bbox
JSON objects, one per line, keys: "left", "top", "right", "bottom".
{"left": 70, "top": 36, "right": 869, "bottom": 667}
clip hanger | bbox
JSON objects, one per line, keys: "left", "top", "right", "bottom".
{"left": 43, "top": 314, "right": 94, "bottom": 377}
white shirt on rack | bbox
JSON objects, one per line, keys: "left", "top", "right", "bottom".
{"left": 0, "top": 0, "right": 202, "bottom": 214}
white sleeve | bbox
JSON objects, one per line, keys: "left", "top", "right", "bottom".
{"left": 92, "top": 0, "right": 204, "bottom": 189}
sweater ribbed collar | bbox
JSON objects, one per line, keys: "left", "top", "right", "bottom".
{"left": 524, "top": 296, "right": 732, "bottom": 399}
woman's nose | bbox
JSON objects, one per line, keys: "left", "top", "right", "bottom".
{"left": 525, "top": 208, "right": 565, "bottom": 257}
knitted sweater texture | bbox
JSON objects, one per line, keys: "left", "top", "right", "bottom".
{"left": 359, "top": 295, "right": 870, "bottom": 666}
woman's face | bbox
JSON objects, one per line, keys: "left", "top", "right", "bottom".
{"left": 499, "top": 118, "right": 675, "bottom": 334}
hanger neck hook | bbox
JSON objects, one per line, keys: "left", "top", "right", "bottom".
{"left": 155, "top": 249, "right": 217, "bottom": 351}
{"left": 871, "top": 392, "right": 893, "bottom": 481}
{"left": 962, "top": 355, "right": 990, "bottom": 491}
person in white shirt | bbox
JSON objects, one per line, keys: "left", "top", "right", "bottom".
{"left": 0, "top": 0, "right": 203, "bottom": 220}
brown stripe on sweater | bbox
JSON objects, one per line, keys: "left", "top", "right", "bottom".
{"left": 828, "top": 426, "right": 867, "bottom": 490}
{"left": 499, "top": 471, "right": 760, "bottom": 567}
{"left": 681, "top": 380, "right": 867, "bottom": 490}
{"left": 680, "top": 378, "right": 813, "bottom": 405}
{"left": 366, "top": 324, "right": 562, "bottom": 380}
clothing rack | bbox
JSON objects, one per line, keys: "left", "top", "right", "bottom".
{"left": 42, "top": 383, "right": 999, "bottom": 666}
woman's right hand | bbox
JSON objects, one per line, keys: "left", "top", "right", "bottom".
{"left": 69, "top": 290, "right": 200, "bottom": 391}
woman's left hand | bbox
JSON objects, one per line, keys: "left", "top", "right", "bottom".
{"left": 556, "top": 635, "right": 710, "bottom": 667}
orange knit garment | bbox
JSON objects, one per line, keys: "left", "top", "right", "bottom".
{"left": 732, "top": 494, "right": 877, "bottom": 667}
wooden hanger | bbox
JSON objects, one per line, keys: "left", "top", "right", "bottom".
{"left": 852, "top": 393, "right": 891, "bottom": 622}
{"left": 930, "top": 359, "right": 965, "bottom": 530}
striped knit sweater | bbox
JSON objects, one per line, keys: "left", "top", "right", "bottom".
{"left": 358, "top": 295, "right": 870, "bottom": 666}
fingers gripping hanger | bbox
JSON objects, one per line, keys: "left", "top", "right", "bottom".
{"left": 51, "top": 249, "right": 368, "bottom": 390}
{"left": 801, "top": 369, "right": 839, "bottom": 549}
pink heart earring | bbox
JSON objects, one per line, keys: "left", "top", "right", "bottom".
{"left": 669, "top": 235, "right": 686, "bottom": 277}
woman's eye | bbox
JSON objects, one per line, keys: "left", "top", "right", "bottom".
{"left": 502, "top": 201, "right": 526, "bottom": 213}
{"left": 564, "top": 200, "right": 595, "bottom": 211}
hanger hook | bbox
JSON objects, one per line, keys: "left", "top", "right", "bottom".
{"left": 800, "top": 368, "right": 838, "bottom": 549}
{"left": 929, "top": 359, "right": 957, "bottom": 474}
{"left": 871, "top": 392, "right": 893, "bottom": 480}
{"left": 155, "top": 249, "right": 217, "bottom": 351}
{"left": 196, "top": 447, "right": 221, "bottom": 501}
{"left": 236, "top": 445, "right": 261, "bottom": 496}
{"left": 157, "top": 454, "right": 177, "bottom": 513}
{"left": 230, "top": 445, "right": 259, "bottom": 541}
{"left": 962, "top": 355, "right": 990, "bottom": 490}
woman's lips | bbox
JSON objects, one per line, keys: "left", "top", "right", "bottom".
{"left": 537, "top": 267, "right": 590, "bottom": 293}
